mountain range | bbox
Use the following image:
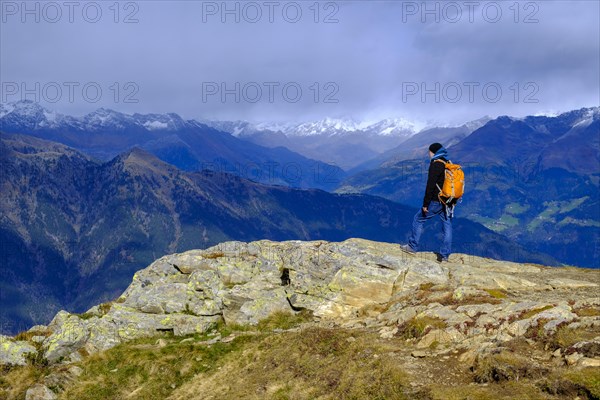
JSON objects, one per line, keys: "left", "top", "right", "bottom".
{"left": 0, "top": 101, "right": 345, "bottom": 191}
{"left": 204, "top": 117, "right": 419, "bottom": 170}
{"left": 0, "top": 132, "right": 557, "bottom": 334}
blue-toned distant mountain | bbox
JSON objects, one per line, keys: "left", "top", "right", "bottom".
{"left": 350, "top": 116, "right": 492, "bottom": 173}
{"left": 0, "top": 133, "right": 557, "bottom": 334}
{"left": 0, "top": 101, "right": 345, "bottom": 190}
{"left": 204, "top": 117, "right": 419, "bottom": 170}
{"left": 338, "top": 107, "right": 600, "bottom": 268}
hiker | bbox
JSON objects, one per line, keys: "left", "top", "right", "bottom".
{"left": 400, "top": 143, "right": 461, "bottom": 262}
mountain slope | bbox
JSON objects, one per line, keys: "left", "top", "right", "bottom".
{"left": 0, "top": 133, "right": 557, "bottom": 334}
{"left": 449, "top": 108, "right": 600, "bottom": 175}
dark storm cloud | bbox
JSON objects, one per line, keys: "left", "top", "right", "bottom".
{"left": 1, "top": 0, "right": 598, "bottom": 125}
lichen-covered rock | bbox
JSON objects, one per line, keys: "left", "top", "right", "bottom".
{"left": 103, "top": 304, "right": 219, "bottom": 340}
{"left": 456, "top": 303, "right": 501, "bottom": 318}
{"left": 0, "top": 335, "right": 37, "bottom": 366}
{"left": 227, "top": 288, "right": 290, "bottom": 325}
{"left": 535, "top": 305, "right": 578, "bottom": 332}
{"left": 84, "top": 317, "right": 121, "bottom": 352}
{"left": 418, "top": 306, "right": 471, "bottom": 326}
{"left": 188, "top": 269, "right": 225, "bottom": 299}
{"left": 417, "top": 327, "right": 465, "bottom": 348}
{"left": 47, "top": 310, "right": 72, "bottom": 333}
{"left": 548, "top": 278, "right": 599, "bottom": 289}
{"left": 43, "top": 315, "right": 89, "bottom": 362}
{"left": 25, "top": 384, "right": 56, "bottom": 400}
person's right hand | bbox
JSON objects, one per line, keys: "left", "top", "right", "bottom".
{"left": 422, "top": 207, "right": 428, "bottom": 216}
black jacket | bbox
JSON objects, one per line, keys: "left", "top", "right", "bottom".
{"left": 422, "top": 157, "right": 447, "bottom": 208}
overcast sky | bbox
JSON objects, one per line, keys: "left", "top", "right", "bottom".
{"left": 1, "top": 0, "right": 598, "bottom": 126}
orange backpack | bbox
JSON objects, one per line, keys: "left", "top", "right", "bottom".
{"left": 434, "top": 159, "right": 465, "bottom": 204}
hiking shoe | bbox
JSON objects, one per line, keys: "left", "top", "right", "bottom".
{"left": 399, "top": 244, "right": 416, "bottom": 255}
{"left": 436, "top": 253, "right": 449, "bottom": 263}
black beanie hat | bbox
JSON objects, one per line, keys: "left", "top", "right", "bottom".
{"left": 429, "top": 143, "right": 443, "bottom": 153}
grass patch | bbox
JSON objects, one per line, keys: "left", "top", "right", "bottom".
{"left": 416, "top": 285, "right": 503, "bottom": 307}
{"left": 58, "top": 332, "right": 255, "bottom": 400}
{"left": 563, "top": 368, "right": 600, "bottom": 399}
{"left": 170, "top": 327, "right": 411, "bottom": 400}
{"left": 13, "top": 329, "right": 51, "bottom": 342}
{"left": 255, "top": 309, "right": 313, "bottom": 331}
{"left": 4, "top": 311, "right": 315, "bottom": 400}
{"left": 520, "top": 305, "right": 553, "bottom": 320}
{"left": 75, "top": 312, "right": 95, "bottom": 320}
{"left": 553, "top": 325, "right": 600, "bottom": 349}
{"left": 484, "top": 289, "right": 508, "bottom": 299}
{"left": 54, "top": 326, "right": 414, "bottom": 400}
{"left": 396, "top": 316, "right": 446, "bottom": 340}
{"left": 441, "top": 294, "right": 502, "bottom": 306}
{"left": 473, "top": 351, "right": 548, "bottom": 383}
{"left": 202, "top": 251, "right": 224, "bottom": 259}
{"left": 77, "top": 302, "right": 114, "bottom": 320}
{"left": 504, "top": 202, "right": 530, "bottom": 215}
{"left": 524, "top": 321, "right": 600, "bottom": 352}
{"left": 430, "top": 381, "right": 550, "bottom": 400}
{"left": 98, "top": 302, "right": 112, "bottom": 315}
{"left": 498, "top": 214, "right": 519, "bottom": 228}
{"left": 0, "top": 364, "right": 50, "bottom": 400}
{"left": 574, "top": 307, "right": 600, "bottom": 317}
{"left": 216, "top": 310, "right": 313, "bottom": 337}
{"left": 182, "top": 303, "right": 197, "bottom": 316}
{"left": 418, "top": 282, "right": 436, "bottom": 291}
{"left": 540, "top": 368, "right": 600, "bottom": 399}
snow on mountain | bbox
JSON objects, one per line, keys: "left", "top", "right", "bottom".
{"left": 203, "top": 116, "right": 420, "bottom": 138}
{"left": 199, "top": 120, "right": 258, "bottom": 137}
{"left": 463, "top": 116, "right": 493, "bottom": 132}
{"left": 289, "top": 117, "right": 365, "bottom": 136}
{"left": 572, "top": 109, "right": 595, "bottom": 129}
{"left": 361, "top": 118, "right": 420, "bottom": 137}
{"left": 4, "top": 100, "right": 596, "bottom": 144}
{"left": 0, "top": 101, "right": 191, "bottom": 133}
{"left": 0, "top": 102, "right": 15, "bottom": 118}
{"left": 142, "top": 121, "right": 169, "bottom": 130}
{"left": 133, "top": 112, "right": 188, "bottom": 131}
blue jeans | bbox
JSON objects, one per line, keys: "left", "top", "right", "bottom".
{"left": 408, "top": 201, "right": 452, "bottom": 259}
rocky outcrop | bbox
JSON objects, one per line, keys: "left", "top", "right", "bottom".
{"left": 0, "top": 335, "right": 36, "bottom": 366}
{"left": 2, "top": 238, "right": 599, "bottom": 398}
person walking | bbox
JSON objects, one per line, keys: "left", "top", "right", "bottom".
{"left": 400, "top": 143, "right": 457, "bottom": 262}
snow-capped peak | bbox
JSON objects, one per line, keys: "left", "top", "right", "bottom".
{"left": 571, "top": 107, "right": 598, "bottom": 129}
{"left": 7, "top": 99, "right": 48, "bottom": 117}
{"left": 362, "top": 118, "right": 420, "bottom": 136}
{"left": 0, "top": 102, "right": 15, "bottom": 118}
{"left": 463, "top": 116, "right": 492, "bottom": 132}
{"left": 200, "top": 116, "right": 422, "bottom": 138}
{"left": 289, "top": 117, "right": 364, "bottom": 136}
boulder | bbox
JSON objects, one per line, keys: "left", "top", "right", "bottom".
{"left": 0, "top": 335, "right": 37, "bottom": 366}
{"left": 25, "top": 384, "right": 56, "bottom": 400}
{"left": 43, "top": 315, "right": 89, "bottom": 362}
